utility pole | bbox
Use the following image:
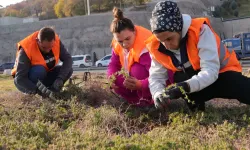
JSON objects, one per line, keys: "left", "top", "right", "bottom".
{"left": 0, "top": 5, "right": 3, "bottom": 17}
{"left": 84, "top": 0, "right": 87, "bottom": 15}
{"left": 87, "top": 0, "right": 90, "bottom": 15}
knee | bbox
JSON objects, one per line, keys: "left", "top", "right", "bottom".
{"left": 14, "top": 78, "right": 25, "bottom": 93}
{"left": 28, "top": 65, "right": 47, "bottom": 83}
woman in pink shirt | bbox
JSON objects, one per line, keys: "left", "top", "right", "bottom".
{"left": 107, "top": 7, "right": 173, "bottom": 107}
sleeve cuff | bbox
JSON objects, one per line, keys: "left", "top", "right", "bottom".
{"left": 186, "top": 78, "right": 199, "bottom": 93}
{"left": 140, "top": 79, "right": 148, "bottom": 90}
{"left": 153, "top": 91, "right": 163, "bottom": 101}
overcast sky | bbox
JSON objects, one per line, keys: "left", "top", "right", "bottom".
{"left": 0, "top": 0, "right": 24, "bottom": 7}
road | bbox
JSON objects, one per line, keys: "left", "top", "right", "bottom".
{"left": 2, "top": 60, "right": 249, "bottom": 75}
{"left": 73, "top": 67, "right": 107, "bottom": 74}
{"left": 73, "top": 59, "right": 250, "bottom": 74}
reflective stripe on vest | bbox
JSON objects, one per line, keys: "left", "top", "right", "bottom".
{"left": 183, "top": 41, "right": 233, "bottom": 71}
{"left": 220, "top": 40, "right": 233, "bottom": 70}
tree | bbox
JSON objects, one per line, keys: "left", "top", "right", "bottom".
{"left": 212, "top": 6, "right": 222, "bottom": 17}
{"left": 234, "top": 10, "right": 239, "bottom": 17}
{"left": 63, "top": 0, "right": 74, "bottom": 17}
{"left": 221, "top": 1, "right": 230, "bottom": 9}
{"left": 54, "top": 0, "right": 65, "bottom": 18}
{"left": 230, "top": 1, "right": 238, "bottom": 10}
{"left": 71, "top": 0, "right": 86, "bottom": 16}
{"left": 32, "top": 0, "right": 43, "bottom": 17}
{"left": 40, "top": 0, "right": 57, "bottom": 20}
{"left": 4, "top": 8, "right": 19, "bottom": 17}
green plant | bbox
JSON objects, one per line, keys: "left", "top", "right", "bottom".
{"left": 163, "top": 84, "right": 195, "bottom": 105}
{"left": 2, "top": 75, "right": 250, "bottom": 149}
{"left": 105, "top": 67, "right": 130, "bottom": 89}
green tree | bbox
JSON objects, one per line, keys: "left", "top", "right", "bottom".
{"left": 71, "top": 0, "right": 86, "bottom": 16}
{"left": 212, "top": 6, "right": 221, "bottom": 17}
{"left": 234, "top": 10, "right": 239, "bottom": 17}
{"left": 230, "top": 1, "right": 238, "bottom": 10}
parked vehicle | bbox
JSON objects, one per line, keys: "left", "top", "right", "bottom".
{"left": 222, "top": 32, "right": 250, "bottom": 60}
{"left": 72, "top": 54, "right": 92, "bottom": 68}
{"left": 0, "top": 63, "right": 15, "bottom": 72}
{"left": 58, "top": 54, "right": 92, "bottom": 68}
{"left": 95, "top": 54, "right": 112, "bottom": 67}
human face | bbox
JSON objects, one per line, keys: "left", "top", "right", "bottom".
{"left": 154, "top": 31, "right": 181, "bottom": 50}
{"left": 113, "top": 29, "right": 136, "bottom": 50}
{"left": 37, "top": 39, "right": 55, "bottom": 54}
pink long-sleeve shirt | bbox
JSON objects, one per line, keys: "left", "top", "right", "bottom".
{"left": 107, "top": 49, "right": 173, "bottom": 107}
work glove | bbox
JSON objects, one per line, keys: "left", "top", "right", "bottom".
{"left": 36, "top": 80, "right": 56, "bottom": 100}
{"left": 51, "top": 78, "right": 64, "bottom": 92}
{"left": 164, "top": 82, "right": 190, "bottom": 100}
{"left": 153, "top": 93, "right": 170, "bottom": 110}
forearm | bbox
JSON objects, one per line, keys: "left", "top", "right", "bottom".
{"left": 107, "top": 49, "right": 122, "bottom": 77}
{"left": 139, "top": 78, "right": 152, "bottom": 98}
{"left": 149, "top": 57, "right": 169, "bottom": 100}
{"left": 58, "top": 42, "right": 73, "bottom": 80}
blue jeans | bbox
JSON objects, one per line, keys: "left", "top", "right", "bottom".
{"left": 29, "top": 65, "right": 72, "bottom": 87}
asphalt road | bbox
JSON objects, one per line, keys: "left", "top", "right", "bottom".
{"left": 73, "top": 59, "right": 250, "bottom": 74}
{"left": 73, "top": 66, "right": 107, "bottom": 74}
{"left": 2, "top": 60, "right": 250, "bottom": 75}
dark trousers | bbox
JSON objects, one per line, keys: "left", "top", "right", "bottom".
{"left": 187, "top": 71, "right": 250, "bottom": 110}
{"left": 14, "top": 65, "right": 73, "bottom": 94}
{"left": 28, "top": 65, "right": 72, "bottom": 87}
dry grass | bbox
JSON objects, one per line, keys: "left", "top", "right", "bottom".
{"left": 0, "top": 75, "right": 16, "bottom": 93}
{"left": 0, "top": 73, "right": 250, "bottom": 149}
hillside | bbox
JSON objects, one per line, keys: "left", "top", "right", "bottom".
{"left": 0, "top": 0, "right": 227, "bottom": 64}
{"left": 0, "top": 0, "right": 149, "bottom": 20}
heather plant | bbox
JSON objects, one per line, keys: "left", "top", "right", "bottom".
{"left": 1, "top": 74, "right": 250, "bottom": 149}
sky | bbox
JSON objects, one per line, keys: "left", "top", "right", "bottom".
{"left": 0, "top": 0, "right": 24, "bottom": 7}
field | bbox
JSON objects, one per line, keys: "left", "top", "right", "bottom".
{"left": 1, "top": 74, "right": 250, "bottom": 149}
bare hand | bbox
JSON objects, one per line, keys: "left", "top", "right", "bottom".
{"left": 111, "top": 83, "right": 119, "bottom": 90}
{"left": 123, "top": 77, "right": 142, "bottom": 90}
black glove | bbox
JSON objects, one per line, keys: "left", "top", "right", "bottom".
{"left": 164, "top": 82, "right": 190, "bottom": 100}
{"left": 51, "top": 78, "right": 64, "bottom": 92}
{"left": 154, "top": 94, "right": 170, "bottom": 110}
{"left": 36, "top": 80, "right": 55, "bottom": 100}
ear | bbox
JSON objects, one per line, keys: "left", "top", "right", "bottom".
{"left": 36, "top": 38, "right": 41, "bottom": 43}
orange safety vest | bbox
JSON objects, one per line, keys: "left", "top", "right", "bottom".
{"left": 11, "top": 31, "right": 60, "bottom": 76}
{"left": 145, "top": 18, "right": 242, "bottom": 73}
{"left": 111, "top": 25, "right": 152, "bottom": 71}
